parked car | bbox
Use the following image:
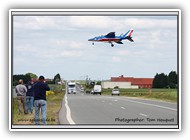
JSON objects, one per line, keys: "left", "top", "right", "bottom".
{"left": 85, "top": 89, "right": 91, "bottom": 94}
{"left": 112, "top": 89, "right": 120, "bottom": 96}
{"left": 91, "top": 89, "right": 94, "bottom": 94}
{"left": 80, "top": 87, "right": 84, "bottom": 92}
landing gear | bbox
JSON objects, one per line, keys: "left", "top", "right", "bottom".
{"left": 92, "top": 42, "right": 94, "bottom": 45}
{"left": 111, "top": 43, "right": 114, "bottom": 47}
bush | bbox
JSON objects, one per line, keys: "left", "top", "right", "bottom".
{"left": 114, "top": 86, "right": 119, "bottom": 89}
{"left": 46, "top": 91, "right": 55, "bottom": 96}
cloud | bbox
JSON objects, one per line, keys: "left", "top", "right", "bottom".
{"left": 69, "top": 41, "right": 84, "bottom": 49}
{"left": 35, "top": 16, "right": 57, "bottom": 28}
{"left": 124, "top": 18, "right": 177, "bottom": 29}
{"left": 13, "top": 15, "right": 178, "bottom": 79}
{"left": 69, "top": 16, "right": 112, "bottom": 29}
{"left": 13, "top": 16, "right": 177, "bottom": 37}
{"left": 49, "top": 39, "right": 84, "bottom": 49}
{"left": 60, "top": 50, "right": 83, "bottom": 57}
{"left": 112, "top": 56, "right": 121, "bottom": 63}
{"left": 14, "top": 41, "right": 83, "bottom": 60}
{"left": 14, "top": 16, "right": 58, "bottom": 30}
{"left": 116, "top": 50, "right": 146, "bottom": 58}
{"left": 14, "top": 43, "right": 47, "bottom": 54}
{"left": 117, "top": 50, "right": 130, "bottom": 55}
{"left": 68, "top": 16, "right": 177, "bottom": 32}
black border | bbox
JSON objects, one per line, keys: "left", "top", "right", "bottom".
{"left": 10, "top": 9, "right": 180, "bottom": 130}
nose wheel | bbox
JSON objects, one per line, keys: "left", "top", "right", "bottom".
{"left": 111, "top": 43, "right": 114, "bottom": 47}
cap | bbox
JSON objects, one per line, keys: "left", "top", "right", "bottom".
{"left": 39, "top": 75, "right": 45, "bottom": 80}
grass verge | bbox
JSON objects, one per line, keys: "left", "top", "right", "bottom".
{"left": 102, "top": 88, "right": 178, "bottom": 103}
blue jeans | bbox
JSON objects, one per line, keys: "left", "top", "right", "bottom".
{"left": 34, "top": 100, "right": 47, "bottom": 125}
{"left": 26, "top": 96, "right": 34, "bottom": 113}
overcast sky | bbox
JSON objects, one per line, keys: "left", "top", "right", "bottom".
{"left": 13, "top": 15, "right": 178, "bottom": 80}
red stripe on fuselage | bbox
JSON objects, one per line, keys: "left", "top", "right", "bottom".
{"left": 99, "top": 38, "right": 120, "bottom": 42}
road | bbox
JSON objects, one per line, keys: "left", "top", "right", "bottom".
{"left": 58, "top": 84, "right": 178, "bottom": 128}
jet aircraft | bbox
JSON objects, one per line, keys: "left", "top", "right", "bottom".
{"left": 88, "top": 29, "right": 134, "bottom": 47}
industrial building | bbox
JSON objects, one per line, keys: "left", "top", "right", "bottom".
{"left": 102, "top": 81, "right": 138, "bottom": 89}
{"left": 101, "top": 75, "right": 153, "bottom": 89}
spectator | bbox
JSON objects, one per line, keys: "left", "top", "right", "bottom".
{"left": 33, "top": 76, "right": 50, "bottom": 125}
{"left": 26, "top": 80, "right": 34, "bottom": 114}
{"left": 15, "top": 79, "right": 28, "bottom": 114}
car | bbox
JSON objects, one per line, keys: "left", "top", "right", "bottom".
{"left": 80, "top": 87, "right": 84, "bottom": 92}
{"left": 85, "top": 89, "right": 91, "bottom": 94}
{"left": 112, "top": 89, "right": 120, "bottom": 96}
{"left": 91, "top": 89, "right": 94, "bottom": 94}
{"left": 93, "top": 85, "right": 102, "bottom": 95}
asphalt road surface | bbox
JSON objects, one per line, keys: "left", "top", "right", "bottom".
{"left": 58, "top": 84, "right": 178, "bottom": 128}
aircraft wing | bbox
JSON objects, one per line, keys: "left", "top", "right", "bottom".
{"left": 105, "top": 32, "right": 115, "bottom": 38}
{"left": 115, "top": 41, "right": 123, "bottom": 44}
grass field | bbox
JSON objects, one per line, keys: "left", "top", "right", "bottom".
{"left": 102, "top": 88, "right": 178, "bottom": 103}
{"left": 12, "top": 84, "right": 65, "bottom": 125}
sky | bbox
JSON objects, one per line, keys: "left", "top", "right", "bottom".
{"left": 13, "top": 15, "right": 178, "bottom": 80}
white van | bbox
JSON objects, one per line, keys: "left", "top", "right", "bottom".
{"left": 93, "top": 85, "right": 102, "bottom": 95}
{"left": 67, "top": 82, "right": 76, "bottom": 94}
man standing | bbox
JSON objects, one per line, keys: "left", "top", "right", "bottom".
{"left": 26, "top": 80, "right": 34, "bottom": 114}
{"left": 33, "top": 76, "right": 50, "bottom": 125}
{"left": 15, "top": 79, "right": 28, "bottom": 114}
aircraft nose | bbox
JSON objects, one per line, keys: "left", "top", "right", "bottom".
{"left": 88, "top": 38, "right": 94, "bottom": 41}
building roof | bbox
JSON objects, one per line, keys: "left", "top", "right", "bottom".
{"left": 111, "top": 75, "right": 153, "bottom": 85}
{"left": 128, "top": 78, "right": 153, "bottom": 85}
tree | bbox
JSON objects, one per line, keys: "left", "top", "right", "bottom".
{"left": 13, "top": 74, "right": 31, "bottom": 86}
{"left": 168, "top": 71, "right": 178, "bottom": 88}
{"left": 53, "top": 73, "right": 61, "bottom": 84}
{"left": 159, "top": 73, "right": 168, "bottom": 88}
{"left": 96, "top": 81, "right": 101, "bottom": 85}
{"left": 25, "top": 72, "right": 38, "bottom": 79}
{"left": 152, "top": 71, "right": 177, "bottom": 88}
{"left": 152, "top": 73, "right": 159, "bottom": 88}
{"left": 152, "top": 73, "right": 168, "bottom": 88}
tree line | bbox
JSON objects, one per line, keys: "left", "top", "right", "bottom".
{"left": 13, "top": 73, "right": 61, "bottom": 86}
{"left": 13, "top": 71, "right": 177, "bottom": 89}
{"left": 152, "top": 71, "right": 178, "bottom": 88}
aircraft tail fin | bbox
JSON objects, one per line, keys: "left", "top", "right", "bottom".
{"left": 123, "top": 29, "right": 134, "bottom": 42}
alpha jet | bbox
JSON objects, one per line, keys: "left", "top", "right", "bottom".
{"left": 88, "top": 29, "right": 134, "bottom": 47}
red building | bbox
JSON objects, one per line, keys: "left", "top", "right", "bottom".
{"left": 111, "top": 75, "right": 153, "bottom": 88}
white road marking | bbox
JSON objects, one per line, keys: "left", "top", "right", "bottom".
{"left": 124, "top": 98, "right": 177, "bottom": 111}
{"left": 112, "top": 100, "right": 118, "bottom": 102}
{"left": 65, "top": 93, "right": 75, "bottom": 124}
{"left": 139, "top": 113, "right": 148, "bottom": 117}
{"left": 121, "top": 107, "right": 126, "bottom": 109}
